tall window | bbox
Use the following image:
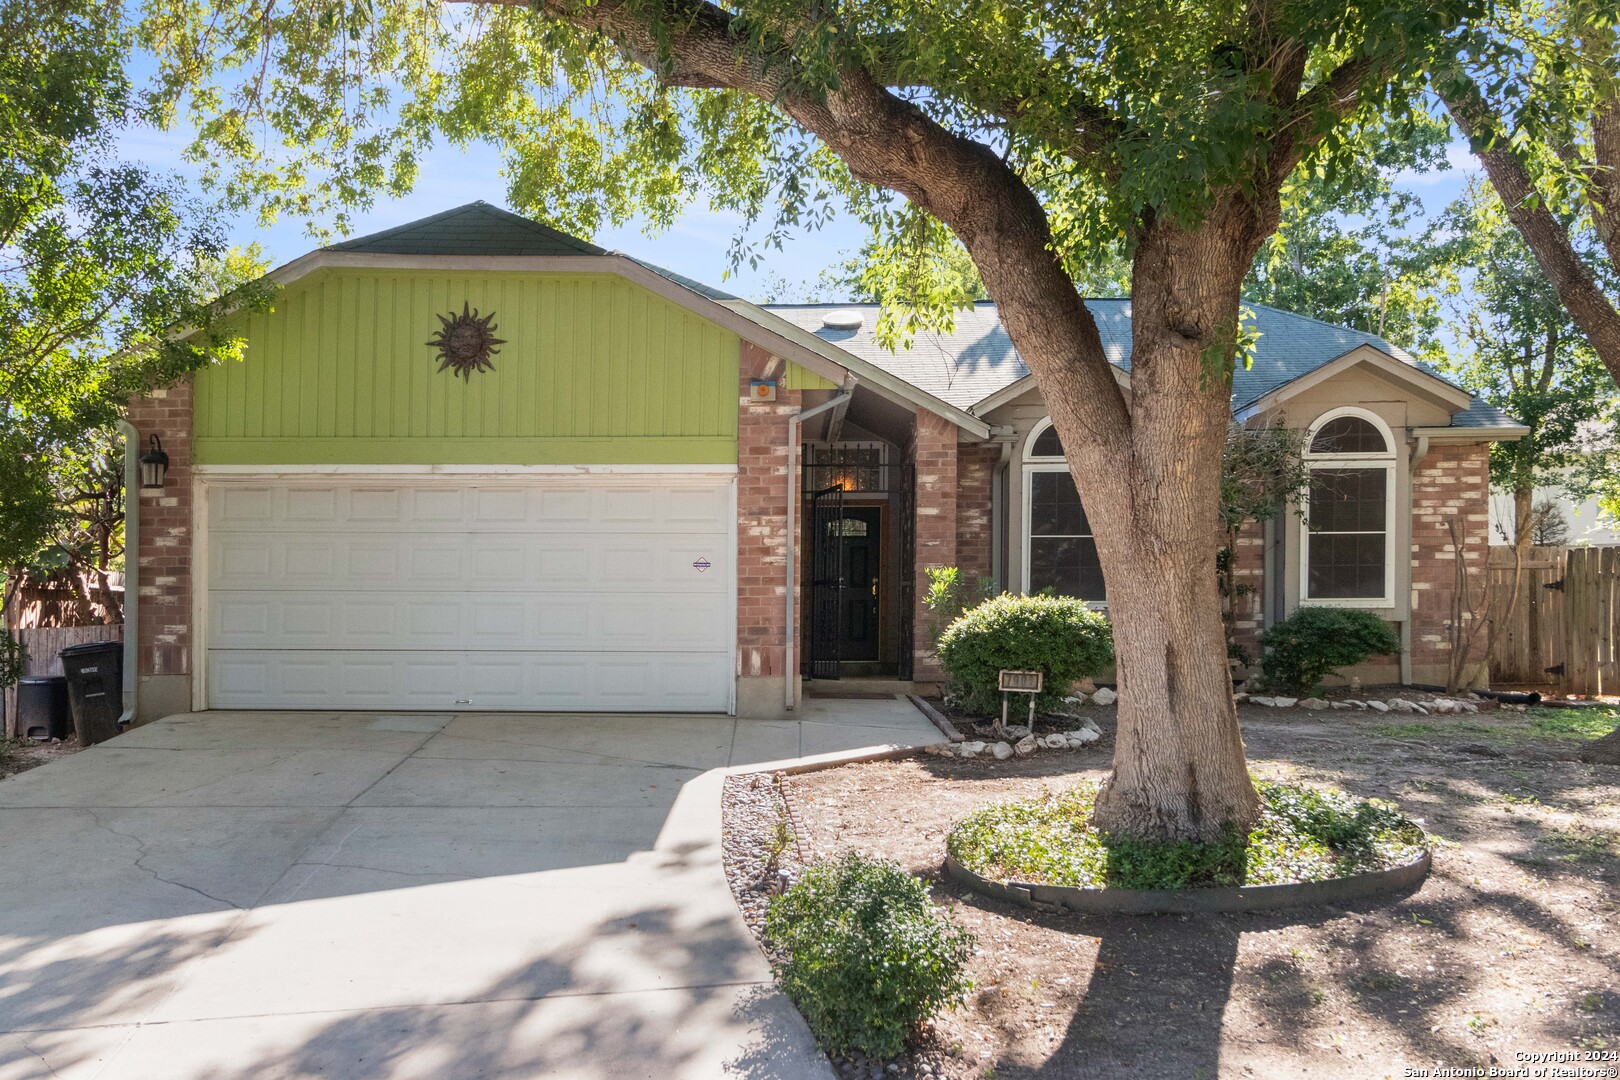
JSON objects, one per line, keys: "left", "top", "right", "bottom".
{"left": 1023, "top": 419, "right": 1106, "bottom": 601}
{"left": 1302, "top": 409, "right": 1396, "bottom": 605}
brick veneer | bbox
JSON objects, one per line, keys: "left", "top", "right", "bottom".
{"left": 912, "top": 409, "right": 959, "bottom": 681}
{"left": 1409, "top": 443, "right": 1492, "bottom": 681}
{"left": 956, "top": 442, "right": 998, "bottom": 590}
{"left": 126, "top": 382, "right": 195, "bottom": 683}
{"left": 736, "top": 342, "right": 802, "bottom": 686}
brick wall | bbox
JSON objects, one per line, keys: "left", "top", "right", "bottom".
{"left": 736, "top": 342, "right": 802, "bottom": 683}
{"left": 956, "top": 442, "right": 999, "bottom": 590}
{"left": 911, "top": 409, "right": 958, "bottom": 681}
{"left": 1409, "top": 443, "right": 1492, "bottom": 681}
{"left": 126, "top": 382, "right": 195, "bottom": 683}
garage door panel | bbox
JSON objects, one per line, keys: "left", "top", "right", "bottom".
{"left": 207, "top": 649, "right": 731, "bottom": 711}
{"left": 204, "top": 476, "right": 734, "bottom": 711}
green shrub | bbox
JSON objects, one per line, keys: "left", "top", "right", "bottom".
{"left": 764, "top": 853, "right": 973, "bottom": 1059}
{"left": 0, "top": 629, "right": 25, "bottom": 691}
{"left": 1258, "top": 607, "right": 1399, "bottom": 695}
{"left": 935, "top": 593, "right": 1113, "bottom": 713}
{"left": 922, "top": 566, "right": 997, "bottom": 648}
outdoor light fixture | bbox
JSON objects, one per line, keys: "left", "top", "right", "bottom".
{"left": 139, "top": 435, "right": 170, "bottom": 490}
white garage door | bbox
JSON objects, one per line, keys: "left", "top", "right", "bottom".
{"left": 201, "top": 474, "right": 735, "bottom": 712}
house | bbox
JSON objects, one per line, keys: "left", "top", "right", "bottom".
{"left": 123, "top": 202, "right": 1526, "bottom": 722}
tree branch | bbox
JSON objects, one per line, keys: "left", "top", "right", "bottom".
{"left": 1440, "top": 73, "right": 1620, "bottom": 388}
{"left": 453, "top": 0, "right": 1134, "bottom": 456}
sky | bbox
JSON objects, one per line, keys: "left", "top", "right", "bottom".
{"left": 115, "top": 78, "right": 1483, "bottom": 308}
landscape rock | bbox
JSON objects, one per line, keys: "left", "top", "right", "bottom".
{"left": 1076, "top": 678, "right": 1097, "bottom": 694}
{"left": 1232, "top": 692, "right": 1249, "bottom": 703}
{"left": 1330, "top": 701, "right": 1352, "bottom": 710}
{"left": 1068, "top": 727, "right": 1101, "bottom": 745}
{"left": 1091, "top": 687, "right": 1117, "bottom": 706}
{"left": 1041, "top": 733, "right": 1069, "bottom": 750}
{"left": 1389, "top": 699, "right": 1428, "bottom": 715}
{"left": 1298, "top": 697, "right": 1328, "bottom": 710}
{"left": 1366, "top": 700, "right": 1390, "bottom": 713}
{"left": 1430, "top": 698, "right": 1458, "bottom": 714}
{"left": 1460, "top": 702, "right": 1480, "bottom": 714}
{"left": 990, "top": 741, "right": 1013, "bottom": 760}
{"left": 1004, "top": 725, "right": 1032, "bottom": 739}
{"left": 1013, "top": 734, "right": 1039, "bottom": 757}
{"left": 1272, "top": 696, "right": 1299, "bottom": 708}
{"left": 1063, "top": 694, "right": 1089, "bottom": 707}
{"left": 1250, "top": 696, "right": 1277, "bottom": 707}
{"left": 1347, "top": 700, "right": 1369, "bottom": 710}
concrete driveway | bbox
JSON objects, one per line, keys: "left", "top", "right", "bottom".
{"left": 0, "top": 700, "right": 942, "bottom": 1079}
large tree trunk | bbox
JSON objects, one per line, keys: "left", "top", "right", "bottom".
{"left": 1080, "top": 220, "right": 1262, "bottom": 842}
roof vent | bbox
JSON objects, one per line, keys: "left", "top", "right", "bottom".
{"left": 821, "top": 309, "right": 864, "bottom": 331}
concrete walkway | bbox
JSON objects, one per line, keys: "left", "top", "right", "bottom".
{"left": 0, "top": 699, "right": 943, "bottom": 1079}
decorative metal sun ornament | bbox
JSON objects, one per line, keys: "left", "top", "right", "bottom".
{"left": 427, "top": 302, "right": 506, "bottom": 381}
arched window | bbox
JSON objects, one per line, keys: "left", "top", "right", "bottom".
{"left": 1022, "top": 419, "right": 1105, "bottom": 601}
{"left": 1302, "top": 408, "right": 1396, "bottom": 605}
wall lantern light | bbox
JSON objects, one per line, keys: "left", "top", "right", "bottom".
{"left": 139, "top": 435, "right": 170, "bottom": 490}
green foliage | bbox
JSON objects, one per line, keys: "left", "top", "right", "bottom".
{"left": 0, "top": 628, "right": 26, "bottom": 691}
{"left": 935, "top": 593, "right": 1113, "bottom": 714}
{"left": 1, "top": 0, "right": 269, "bottom": 573}
{"left": 1259, "top": 607, "right": 1400, "bottom": 695}
{"left": 1245, "top": 111, "right": 1457, "bottom": 360}
{"left": 921, "top": 567, "right": 996, "bottom": 650}
{"left": 1435, "top": 181, "right": 1620, "bottom": 539}
{"left": 764, "top": 853, "right": 974, "bottom": 1059}
{"left": 946, "top": 780, "right": 1427, "bottom": 890}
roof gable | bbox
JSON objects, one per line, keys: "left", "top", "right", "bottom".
{"left": 326, "top": 202, "right": 607, "bottom": 257}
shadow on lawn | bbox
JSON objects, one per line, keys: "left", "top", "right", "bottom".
{"left": 910, "top": 710, "right": 1620, "bottom": 1077}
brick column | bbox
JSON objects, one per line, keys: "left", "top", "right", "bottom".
{"left": 1409, "top": 443, "right": 1491, "bottom": 686}
{"left": 126, "top": 382, "right": 196, "bottom": 716}
{"left": 1228, "top": 518, "right": 1266, "bottom": 661}
{"left": 735, "top": 343, "right": 802, "bottom": 715}
{"left": 956, "top": 442, "right": 999, "bottom": 590}
{"left": 912, "top": 409, "right": 958, "bottom": 682}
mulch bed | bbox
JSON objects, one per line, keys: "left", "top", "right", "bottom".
{"left": 722, "top": 703, "right": 1620, "bottom": 1080}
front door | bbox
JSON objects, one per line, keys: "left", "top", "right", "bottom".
{"left": 834, "top": 507, "right": 882, "bottom": 662}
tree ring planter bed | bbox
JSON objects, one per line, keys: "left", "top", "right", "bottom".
{"left": 943, "top": 848, "right": 1432, "bottom": 915}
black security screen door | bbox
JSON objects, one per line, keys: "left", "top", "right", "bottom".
{"left": 808, "top": 484, "right": 845, "bottom": 680}
{"left": 831, "top": 507, "right": 882, "bottom": 662}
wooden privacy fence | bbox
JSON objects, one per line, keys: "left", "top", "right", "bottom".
{"left": 3, "top": 625, "right": 124, "bottom": 738}
{"left": 1488, "top": 546, "right": 1618, "bottom": 695}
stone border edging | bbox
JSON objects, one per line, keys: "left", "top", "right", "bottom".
{"left": 943, "top": 848, "right": 1431, "bottom": 915}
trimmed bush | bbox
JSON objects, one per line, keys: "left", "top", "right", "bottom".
{"left": 936, "top": 593, "right": 1113, "bottom": 713}
{"left": 1258, "top": 607, "right": 1400, "bottom": 695}
{"left": 764, "top": 853, "right": 974, "bottom": 1059}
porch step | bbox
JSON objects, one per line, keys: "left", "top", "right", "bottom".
{"left": 805, "top": 678, "right": 924, "bottom": 699}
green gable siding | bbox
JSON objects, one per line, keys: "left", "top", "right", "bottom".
{"left": 193, "top": 269, "right": 740, "bottom": 464}
{"left": 784, "top": 363, "right": 836, "bottom": 391}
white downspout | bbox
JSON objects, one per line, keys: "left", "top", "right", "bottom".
{"left": 116, "top": 419, "right": 139, "bottom": 728}
{"left": 783, "top": 383, "right": 855, "bottom": 712}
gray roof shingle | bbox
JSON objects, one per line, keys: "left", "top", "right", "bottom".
{"left": 763, "top": 300, "right": 1518, "bottom": 430}
{"left": 327, "top": 201, "right": 608, "bottom": 257}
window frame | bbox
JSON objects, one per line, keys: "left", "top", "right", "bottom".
{"left": 1299, "top": 407, "right": 1398, "bottom": 608}
{"left": 1020, "top": 417, "right": 1106, "bottom": 605}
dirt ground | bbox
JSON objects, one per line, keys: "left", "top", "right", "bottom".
{"left": 772, "top": 703, "right": 1620, "bottom": 1080}
{"left": 0, "top": 736, "right": 82, "bottom": 780}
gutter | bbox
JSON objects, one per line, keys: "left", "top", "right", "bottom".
{"left": 116, "top": 419, "right": 139, "bottom": 728}
{"left": 783, "top": 381, "right": 855, "bottom": 712}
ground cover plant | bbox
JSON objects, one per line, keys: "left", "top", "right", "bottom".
{"left": 731, "top": 702, "right": 1620, "bottom": 1078}
{"left": 947, "top": 779, "right": 1427, "bottom": 891}
{"left": 764, "top": 852, "right": 975, "bottom": 1059}
{"left": 935, "top": 594, "right": 1113, "bottom": 715}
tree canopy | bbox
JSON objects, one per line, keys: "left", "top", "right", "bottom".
{"left": 1, "top": 0, "right": 263, "bottom": 576}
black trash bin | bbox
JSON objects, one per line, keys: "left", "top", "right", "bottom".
{"left": 16, "top": 676, "right": 72, "bottom": 741}
{"left": 59, "top": 641, "right": 124, "bottom": 745}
